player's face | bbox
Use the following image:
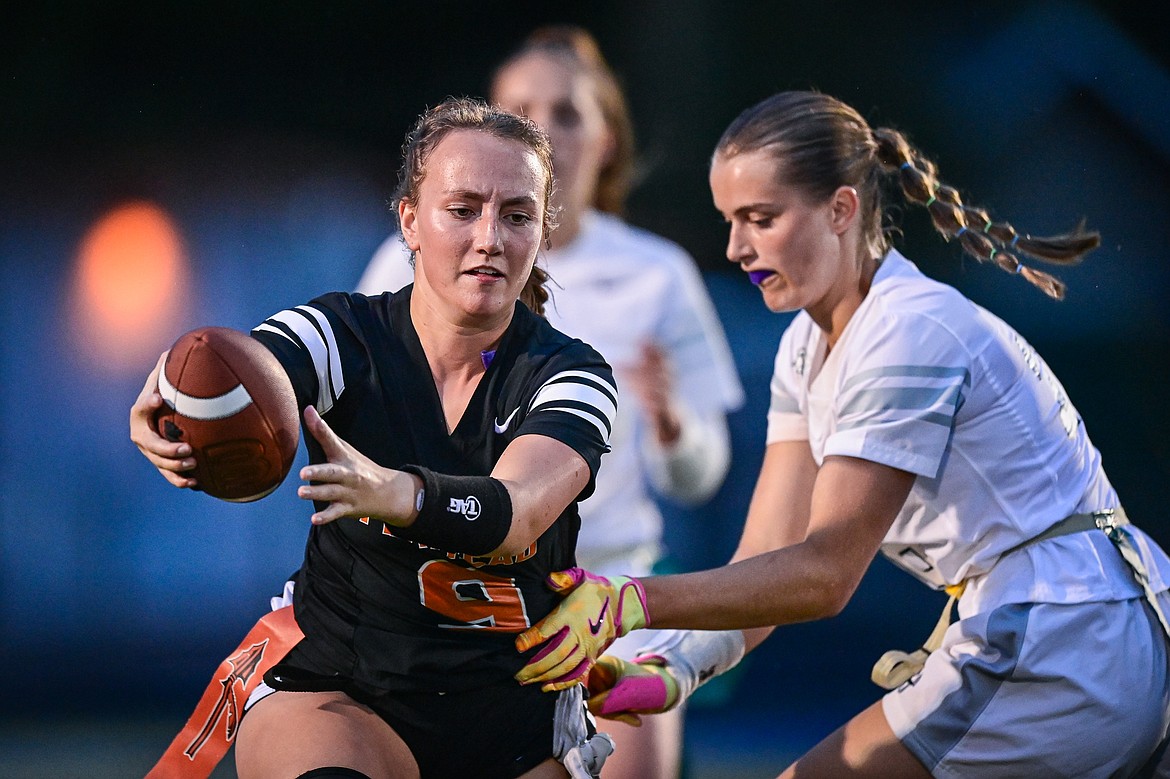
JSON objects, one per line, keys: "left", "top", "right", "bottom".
{"left": 400, "top": 129, "right": 547, "bottom": 321}
{"left": 710, "top": 148, "right": 857, "bottom": 322}
{"left": 492, "top": 53, "right": 613, "bottom": 221}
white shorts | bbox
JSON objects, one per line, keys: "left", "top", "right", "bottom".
{"left": 883, "top": 594, "right": 1170, "bottom": 777}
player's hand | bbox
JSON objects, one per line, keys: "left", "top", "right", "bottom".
{"left": 585, "top": 654, "right": 681, "bottom": 726}
{"left": 514, "top": 567, "right": 649, "bottom": 691}
{"left": 625, "top": 343, "right": 681, "bottom": 447}
{"left": 129, "top": 351, "right": 198, "bottom": 489}
{"left": 298, "top": 406, "right": 417, "bottom": 525}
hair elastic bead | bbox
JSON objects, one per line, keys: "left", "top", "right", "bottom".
{"left": 1015, "top": 263, "right": 1024, "bottom": 274}
{"left": 925, "top": 196, "right": 936, "bottom": 206}
{"left": 983, "top": 220, "right": 994, "bottom": 233}
{"left": 989, "top": 248, "right": 998, "bottom": 261}
{"left": 900, "top": 161, "right": 912, "bottom": 170}
{"left": 955, "top": 227, "right": 968, "bottom": 238}
{"left": 1010, "top": 234, "right": 1021, "bottom": 248}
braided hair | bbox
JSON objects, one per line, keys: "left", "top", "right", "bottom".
{"left": 714, "top": 91, "right": 1099, "bottom": 299}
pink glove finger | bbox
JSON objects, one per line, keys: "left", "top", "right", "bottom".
{"left": 545, "top": 567, "right": 587, "bottom": 591}
{"left": 528, "top": 625, "right": 571, "bottom": 664}
{"left": 541, "top": 657, "right": 594, "bottom": 691}
{"left": 596, "top": 674, "right": 669, "bottom": 716}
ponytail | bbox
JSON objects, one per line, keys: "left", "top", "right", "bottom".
{"left": 872, "top": 127, "right": 1099, "bottom": 300}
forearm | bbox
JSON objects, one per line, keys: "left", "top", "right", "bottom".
{"left": 491, "top": 435, "right": 592, "bottom": 557}
{"left": 390, "top": 440, "right": 589, "bottom": 559}
{"left": 644, "top": 454, "right": 906, "bottom": 631}
{"left": 644, "top": 406, "right": 731, "bottom": 505}
{"left": 642, "top": 543, "right": 853, "bottom": 631}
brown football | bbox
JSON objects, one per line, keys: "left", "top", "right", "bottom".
{"left": 156, "top": 326, "right": 299, "bottom": 502}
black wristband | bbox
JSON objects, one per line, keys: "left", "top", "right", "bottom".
{"left": 396, "top": 465, "right": 513, "bottom": 555}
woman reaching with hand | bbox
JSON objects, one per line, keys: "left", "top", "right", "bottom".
{"left": 132, "top": 97, "right": 618, "bottom": 779}
{"left": 515, "top": 90, "right": 1170, "bottom": 778}
{"left": 359, "top": 27, "right": 743, "bottom": 779}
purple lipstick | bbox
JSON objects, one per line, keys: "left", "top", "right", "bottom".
{"left": 747, "top": 270, "right": 775, "bottom": 286}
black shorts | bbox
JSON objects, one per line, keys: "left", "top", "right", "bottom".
{"left": 264, "top": 663, "right": 566, "bottom": 779}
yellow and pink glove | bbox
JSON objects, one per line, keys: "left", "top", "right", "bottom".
{"left": 514, "top": 567, "right": 650, "bottom": 691}
{"left": 585, "top": 654, "right": 681, "bottom": 726}
{"left": 585, "top": 628, "right": 747, "bottom": 724}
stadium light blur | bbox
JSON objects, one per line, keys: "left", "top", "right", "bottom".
{"left": 73, "top": 200, "right": 190, "bottom": 371}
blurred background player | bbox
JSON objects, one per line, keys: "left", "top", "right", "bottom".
{"left": 358, "top": 26, "right": 743, "bottom": 779}
{"left": 515, "top": 90, "right": 1170, "bottom": 778}
{"left": 132, "top": 97, "right": 618, "bottom": 779}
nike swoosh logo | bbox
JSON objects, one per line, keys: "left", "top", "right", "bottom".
{"left": 589, "top": 597, "right": 610, "bottom": 635}
{"left": 493, "top": 408, "right": 520, "bottom": 434}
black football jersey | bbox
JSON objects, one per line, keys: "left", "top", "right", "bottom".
{"left": 250, "top": 287, "right": 617, "bottom": 692}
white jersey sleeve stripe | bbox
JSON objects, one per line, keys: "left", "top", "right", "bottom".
{"left": 841, "top": 364, "right": 969, "bottom": 394}
{"left": 252, "top": 322, "right": 297, "bottom": 345}
{"left": 296, "top": 305, "right": 345, "bottom": 406}
{"left": 542, "top": 369, "right": 617, "bottom": 405}
{"left": 529, "top": 380, "right": 617, "bottom": 431}
{"left": 840, "top": 384, "right": 964, "bottom": 419}
{"left": 528, "top": 370, "right": 618, "bottom": 445}
{"left": 529, "top": 392, "right": 617, "bottom": 439}
{"left": 259, "top": 308, "right": 342, "bottom": 413}
{"left": 838, "top": 410, "right": 956, "bottom": 433}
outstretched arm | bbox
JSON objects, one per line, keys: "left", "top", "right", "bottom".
{"left": 527, "top": 441, "right": 819, "bottom": 705}
{"left": 515, "top": 447, "right": 913, "bottom": 688}
{"left": 642, "top": 454, "right": 913, "bottom": 629}
{"left": 488, "top": 432, "right": 592, "bottom": 555}
{"left": 297, "top": 406, "right": 590, "bottom": 558}
{"left": 729, "top": 440, "right": 818, "bottom": 652}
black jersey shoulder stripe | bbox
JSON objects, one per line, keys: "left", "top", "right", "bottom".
{"left": 530, "top": 399, "right": 614, "bottom": 439}
{"left": 527, "top": 370, "right": 617, "bottom": 444}
{"left": 254, "top": 304, "right": 344, "bottom": 412}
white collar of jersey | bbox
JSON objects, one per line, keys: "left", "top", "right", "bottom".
{"left": 875, "top": 248, "right": 914, "bottom": 284}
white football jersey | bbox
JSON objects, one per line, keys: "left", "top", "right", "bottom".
{"left": 766, "top": 250, "right": 1170, "bottom": 610}
{"left": 357, "top": 211, "right": 744, "bottom": 566}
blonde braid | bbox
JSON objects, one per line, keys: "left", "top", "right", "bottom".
{"left": 872, "top": 128, "right": 1099, "bottom": 300}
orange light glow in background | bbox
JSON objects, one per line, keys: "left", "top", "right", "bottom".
{"left": 73, "top": 201, "right": 190, "bottom": 371}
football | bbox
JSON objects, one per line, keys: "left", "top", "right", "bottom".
{"left": 156, "top": 326, "right": 299, "bottom": 502}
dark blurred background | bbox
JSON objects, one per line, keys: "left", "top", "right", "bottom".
{"left": 2, "top": 1, "right": 1167, "bottom": 776}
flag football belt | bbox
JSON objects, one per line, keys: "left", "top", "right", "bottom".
{"left": 871, "top": 508, "right": 1168, "bottom": 690}
{"left": 146, "top": 605, "right": 305, "bottom": 778}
